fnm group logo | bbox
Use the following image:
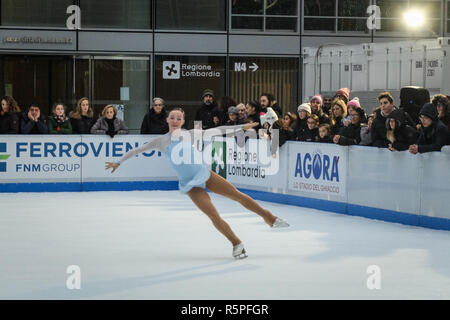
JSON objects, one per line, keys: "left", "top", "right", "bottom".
{"left": 0, "top": 142, "right": 11, "bottom": 172}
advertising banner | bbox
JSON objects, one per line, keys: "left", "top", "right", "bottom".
{"left": 288, "top": 142, "right": 347, "bottom": 197}
{"left": 0, "top": 135, "right": 176, "bottom": 183}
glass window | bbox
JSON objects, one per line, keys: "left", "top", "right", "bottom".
{"left": 1, "top": 0, "right": 73, "bottom": 27}
{"left": 304, "top": 0, "right": 370, "bottom": 33}
{"left": 80, "top": 0, "right": 151, "bottom": 29}
{"left": 155, "top": 55, "right": 226, "bottom": 129}
{"left": 229, "top": 57, "right": 299, "bottom": 115}
{"left": 232, "top": 0, "right": 298, "bottom": 32}
{"left": 376, "top": 0, "right": 442, "bottom": 35}
{"left": 92, "top": 59, "right": 150, "bottom": 133}
{"left": 156, "top": 0, "right": 225, "bottom": 31}
{"left": 0, "top": 56, "right": 73, "bottom": 117}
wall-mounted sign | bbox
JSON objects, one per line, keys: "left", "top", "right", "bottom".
{"left": 3, "top": 36, "right": 73, "bottom": 45}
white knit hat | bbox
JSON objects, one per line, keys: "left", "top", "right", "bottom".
{"left": 297, "top": 103, "right": 311, "bottom": 114}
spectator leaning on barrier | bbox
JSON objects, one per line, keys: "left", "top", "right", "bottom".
{"left": 0, "top": 95, "right": 21, "bottom": 134}
{"left": 330, "top": 98, "right": 347, "bottom": 136}
{"left": 333, "top": 105, "right": 366, "bottom": 146}
{"left": 283, "top": 112, "right": 297, "bottom": 132}
{"left": 260, "top": 93, "right": 282, "bottom": 117}
{"left": 299, "top": 114, "right": 319, "bottom": 142}
{"left": 20, "top": 103, "right": 48, "bottom": 134}
{"left": 245, "top": 100, "right": 262, "bottom": 130}
{"left": 236, "top": 103, "right": 248, "bottom": 123}
{"left": 91, "top": 104, "right": 129, "bottom": 137}
{"left": 295, "top": 102, "right": 311, "bottom": 140}
{"left": 48, "top": 102, "right": 72, "bottom": 134}
{"left": 140, "top": 97, "right": 169, "bottom": 134}
{"left": 409, "top": 103, "right": 449, "bottom": 154}
{"left": 226, "top": 106, "right": 240, "bottom": 126}
{"left": 310, "top": 94, "right": 330, "bottom": 125}
{"left": 385, "top": 109, "right": 418, "bottom": 152}
{"left": 70, "top": 97, "right": 96, "bottom": 134}
{"left": 317, "top": 123, "right": 333, "bottom": 143}
{"left": 195, "top": 89, "right": 218, "bottom": 130}
{"left": 371, "top": 91, "right": 415, "bottom": 148}
{"left": 360, "top": 111, "right": 376, "bottom": 146}
{"left": 432, "top": 94, "right": 450, "bottom": 131}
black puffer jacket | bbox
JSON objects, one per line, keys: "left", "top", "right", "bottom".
{"left": 385, "top": 110, "right": 419, "bottom": 151}
{"left": 371, "top": 107, "right": 415, "bottom": 148}
{"left": 140, "top": 108, "right": 169, "bottom": 134}
{"left": 417, "top": 103, "right": 449, "bottom": 153}
{"left": 0, "top": 111, "right": 20, "bottom": 134}
{"left": 70, "top": 115, "right": 96, "bottom": 134}
{"left": 336, "top": 123, "right": 362, "bottom": 145}
{"left": 195, "top": 101, "right": 218, "bottom": 130}
{"left": 20, "top": 111, "right": 48, "bottom": 134}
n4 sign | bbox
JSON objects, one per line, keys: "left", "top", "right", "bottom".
{"left": 234, "top": 62, "right": 259, "bottom": 72}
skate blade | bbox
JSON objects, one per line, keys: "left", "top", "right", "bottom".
{"left": 234, "top": 252, "right": 248, "bottom": 260}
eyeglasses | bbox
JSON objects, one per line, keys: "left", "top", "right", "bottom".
{"left": 350, "top": 113, "right": 359, "bottom": 118}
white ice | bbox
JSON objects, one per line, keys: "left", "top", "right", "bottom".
{"left": 0, "top": 190, "right": 449, "bottom": 300}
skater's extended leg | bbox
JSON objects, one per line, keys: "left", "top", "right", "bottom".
{"left": 206, "top": 171, "right": 277, "bottom": 226}
{"left": 187, "top": 187, "right": 241, "bottom": 246}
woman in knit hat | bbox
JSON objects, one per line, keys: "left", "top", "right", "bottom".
{"left": 310, "top": 94, "right": 330, "bottom": 125}
{"left": 335, "top": 88, "right": 350, "bottom": 104}
{"left": 431, "top": 94, "right": 450, "bottom": 131}
{"left": 295, "top": 102, "right": 311, "bottom": 141}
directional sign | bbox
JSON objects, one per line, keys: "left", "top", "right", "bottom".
{"left": 234, "top": 62, "right": 259, "bottom": 72}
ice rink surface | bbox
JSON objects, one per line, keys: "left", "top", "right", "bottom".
{"left": 1, "top": 190, "right": 449, "bottom": 300}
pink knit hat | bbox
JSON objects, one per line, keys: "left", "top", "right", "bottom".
{"left": 310, "top": 94, "right": 323, "bottom": 105}
{"left": 336, "top": 88, "right": 350, "bottom": 101}
{"left": 347, "top": 97, "right": 361, "bottom": 109}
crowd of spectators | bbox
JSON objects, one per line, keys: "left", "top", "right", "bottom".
{"left": 1, "top": 86, "right": 450, "bottom": 154}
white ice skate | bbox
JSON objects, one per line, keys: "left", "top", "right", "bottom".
{"left": 232, "top": 243, "right": 248, "bottom": 259}
{"left": 272, "top": 217, "right": 290, "bottom": 228}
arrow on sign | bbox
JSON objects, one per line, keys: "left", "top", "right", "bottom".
{"left": 249, "top": 62, "right": 259, "bottom": 72}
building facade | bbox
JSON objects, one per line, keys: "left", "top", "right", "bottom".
{"left": 0, "top": 0, "right": 449, "bottom": 131}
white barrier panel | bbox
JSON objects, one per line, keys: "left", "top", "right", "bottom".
{"left": 421, "top": 152, "right": 450, "bottom": 220}
{"left": 211, "top": 137, "right": 287, "bottom": 192}
{"left": 80, "top": 135, "right": 176, "bottom": 182}
{"left": 0, "top": 135, "right": 82, "bottom": 183}
{"left": 287, "top": 142, "right": 348, "bottom": 200}
{"left": 0, "top": 135, "right": 177, "bottom": 184}
{"left": 347, "top": 145, "right": 421, "bottom": 215}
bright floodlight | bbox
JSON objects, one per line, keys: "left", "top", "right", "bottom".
{"left": 403, "top": 10, "right": 425, "bottom": 29}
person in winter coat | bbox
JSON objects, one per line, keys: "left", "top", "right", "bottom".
{"left": 335, "top": 88, "right": 350, "bottom": 105}
{"left": 330, "top": 98, "right": 347, "bottom": 135}
{"left": 333, "top": 106, "right": 366, "bottom": 146}
{"left": 317, "top": 123, "right": 333, "bottom": 143}
{"left": 195, "top": 89, "right": 219, "bottom": 130}
{"left": 70, "top": 97, "right": 96, "bottom": 134}
{"left": 260, "top": 93, "right": 282, "bottom": 117}
{"left": 385, "top": 109, "right": 419, "bottom": 152}
{"left": 245, "top": 100, "right": 262, "bottom": 130}
{"left": 409, "top": 103, "right": 449, "bottom": 154}
{"left": 48, "top": 102, "right": 72, "bottom": 134}
{"left": 432, "top": 94, "right": 450, "bottom": 131}
{"left": 20, "top": 103, "right": 48, "bottom": 134}
{"left": 371, "top": 91, "right": 415, "bottom": 148}
{"left": 91, "top": 105, "right": 129, "bottom": 137}
{"left": 283, "top": 112, "right": 298, "bottom": 132}
{"left": 310, "top": 94, "right": 330, "bottom": 125}
{"left": 226, "top": 106, "right": 241, "bottom": 126}
{"left": 295, "top": 103, "right": 311, "bottom": 140}
{"left": 140, "top": 97, "right": 169, "bottom": 134}
{"left": 299, "top": 115, "right": 319, "bottom": 142}
{"left": 0, "top": 96, "right": 21, "bottom": 134}
{"left": 360, "top": 111, "right": 376, "bottom": 146}
{"left": 215, "top": 96, "right": 237, "bottom": 125}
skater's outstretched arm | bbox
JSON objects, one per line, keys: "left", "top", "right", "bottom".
{"left": 105, "top": 134, "right": 169, "bottom": 173}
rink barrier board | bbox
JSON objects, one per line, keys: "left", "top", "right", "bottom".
{"left": 239, "top": 188, "right": 450, "bottom": 231}
{"left": 1, "top": 136, "right": 449, "bottom": 231}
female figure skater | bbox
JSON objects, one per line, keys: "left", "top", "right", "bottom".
{"left": 105, "top": 108, "right": 289, "bottom": 259}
